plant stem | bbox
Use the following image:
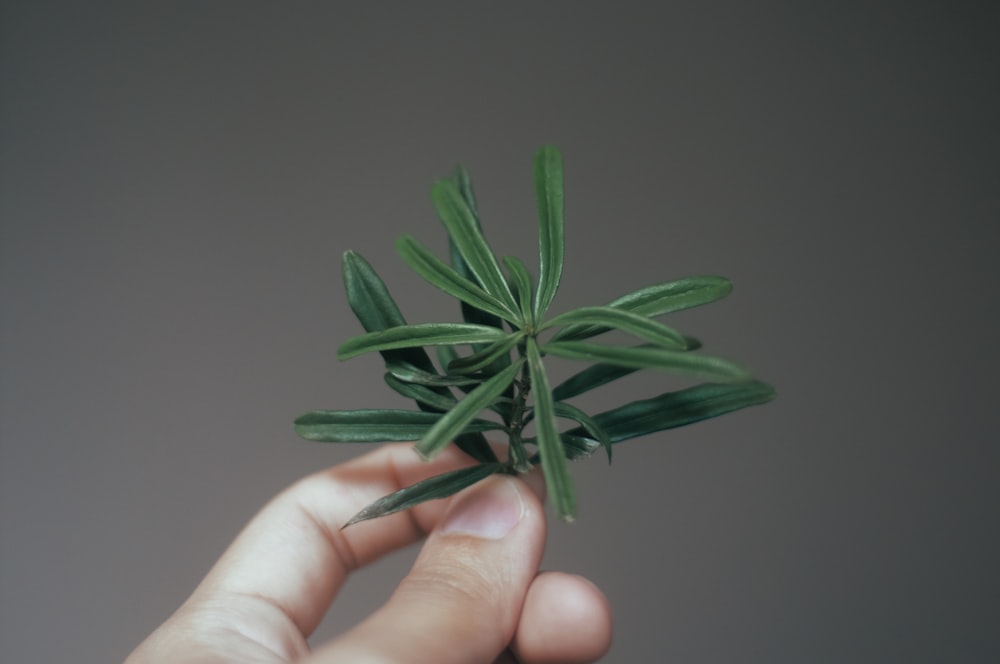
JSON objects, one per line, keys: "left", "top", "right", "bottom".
{"left": 506, "top": 355, "right": 533, "bottom": 472}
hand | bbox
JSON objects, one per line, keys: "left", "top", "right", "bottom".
{"left": 125, "top": 444, "right": 613, "bottom": 663}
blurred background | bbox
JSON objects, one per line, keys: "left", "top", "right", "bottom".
{"left": 2, "top": 2, "right": 998, "bottom": 661}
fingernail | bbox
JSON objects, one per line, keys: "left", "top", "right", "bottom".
{"left": 440, "top": 477, "right": 524, "bottom": 540}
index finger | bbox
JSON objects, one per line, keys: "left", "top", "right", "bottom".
{"left": 190, "top": 443, "right": 479, "bottom": 638}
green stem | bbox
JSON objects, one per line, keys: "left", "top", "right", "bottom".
{"left": 506, "top": 354, "right": 533, "bottom": 472}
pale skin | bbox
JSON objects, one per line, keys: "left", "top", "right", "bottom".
{"left": 126, "top": 444, "right": 613, "bottom": 663}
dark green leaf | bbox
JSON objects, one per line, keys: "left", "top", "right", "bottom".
{"left": 294, "top": 409, "right": 502, "bottom": 442}
{"left": 552, "top": 275, "right": 733, "bottom": 342}
{"left": 344, "top": 463, "right": 505, "bottom": 527}
{"left": 503, "top": 256, "right": 535, "bottom": 323}
{"left": 342, "top": 250, "right": 407, "bottom": 332}
{"left": 542, "top": 306, "right": 687, "bottom": 349}
{"left": 385, "top": 359, "right": 482, "bottom": 387}
{"left": 453, "top": 432, "right": 500, "bottom": 464}
{"left": 526, "top": 337, "right": 575, "bottom": 521}
{"left": 445, "top": 166, "right": 510, "bottom": 338}
{"left": 569, "top": 380, "right": 776, "bottom": 443}
{"left": 683, "top": 335, "right": 702, "bottom": 351}
{"left": 342, "top": 251, "right": 436, "bottom": 372}
{"left": 431, "top": 180, "right": 517, "bottom": 312}
{"left": 559, "top": 434, "right": 603, "bottom": 460}
{"left": 542, "top": 340, "right": 751, "bottom": 382}
{"left": 384, "top": 374, "right": 458, "bottom": 411}
{"left": 550, "top": 338, "right": 702, "bottom": 400}
{"left": 341, "top": 251, "right": 494, "bottom": 462}
{"left": 415, "top": 359, "right": 524, "bottom": 460}
{"left": 436, "top": 344, "right": 461, "bottom": 375}
{"left": 552, "top": 362, "right": 636, "bottom": 401}
{"left": 524, "top": 433, "right": 602, "bottom": 462}
{"left": 448, "top": 331, "right": 525, "bottom": 375}
{"left": 397, "top": 235, "right": 519, "bottom": 323}
{"left": 533, "top": 145, "right": 565, "bottom": 319}
{"left": 338, "top": 323, "right": 507, "bottom": 360}
{"left": 451, "top": 164, "right": 480, "bottom": 219}
{"left": 553, "top": 401, "right": 612, "bottom": 462}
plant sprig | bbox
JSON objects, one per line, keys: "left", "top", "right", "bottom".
{"left": 295, "top": 145, "right": 775, "bottom": 525}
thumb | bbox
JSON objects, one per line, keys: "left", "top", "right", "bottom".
{"left": 307, "top": 474, "right": 546, "bottom": 663}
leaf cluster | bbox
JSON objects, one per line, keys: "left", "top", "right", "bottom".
{"left": 295, "top": 146, "right": 775, "bottom": 525}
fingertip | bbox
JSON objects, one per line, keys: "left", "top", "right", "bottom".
{"left": 513, "top": 572, "right": 613, "bottom": 664}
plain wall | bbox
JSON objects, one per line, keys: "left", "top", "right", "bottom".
{"left": 2, "top": 2, "right": 998, "bottom": 661}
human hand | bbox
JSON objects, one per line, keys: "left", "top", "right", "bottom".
{"left": 125, "top": 444, "right": 613, "bottom": 663}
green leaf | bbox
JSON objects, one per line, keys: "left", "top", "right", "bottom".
{"left": 523, "top": 433, "right": 602, "bottom": 462}
{"left": 550, "top": 338, "right": 704, "bottom": 400}
{"left": 384, "top": 374, "right": 459, "bottom": 411}
{"left": 342, "top": 250, "right": 408, "bottom": 332}
{"left": 344, "top": 463, "right": 505, "bottom": 527}
{"left": 431, "top": 179, "right": 518, "bottom": 312}
{"left": 568, "top": 380, "right": 776, "bottom": 443}
{"left": 436, "top": 343, "right": 459, "bottom": 366}
{"left": 341, "top": 251, "right": 496, "bottom": 463}
{"left": 503, "top": 256, "right": 535, "bottom": 323}
{"left": 385, "top": 359, "right": 482, "bottom": 387}
{"left": 553, "top": 401, "right": 613, "bottom": 462}
{"left": 559, "top": 434, "right": 603, "bottom": 460}
{"left": 533, "top": 145, "right": 565, "bottom": 319}
{"left": 526, "top": 337, "right": 575, "bottom": 521}
{"left": 552, "top": 362, "right": 636, "bottom": 401}
{"left": 342, "top": 251, "right": 437, "bottom": 371}
{"left": 397, "top": 235, "right": 519, "bottom": 323}
{"left": 415, "top": 359, "right": 525, "bottom": 460}
{"left": 451, "top": 164, "right": 481, "bottom": 219}
{"left": 338, "top": 323, "right": 507, "bottom": 360}
{"left": 552, "top": 275, "right": 733, "bottom": 342}
{"left": 444, "top": 166, "right": 510, "bottom": 342}
{"left": 448, "top": 331, "right": 525, "bottom": 375}
{"left": 542, "top": 340, "right": 751, "bottom": 382}
{"left": 541, "top": 306, "right": 687, "bottom": 349}
{"left": 294, "top": 409, "right": 503, "bottom": 442}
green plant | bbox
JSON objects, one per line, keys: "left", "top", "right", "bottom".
{"left": 295, "top": 146, "right": 774, "bottom": 525}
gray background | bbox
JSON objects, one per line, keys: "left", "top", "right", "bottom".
{"left": 2, "top": 2, "right": 998, "bottom": 662}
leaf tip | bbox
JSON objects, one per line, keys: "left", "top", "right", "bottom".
{"left": 414, "top": 443, "right": 436, "bottom": 462}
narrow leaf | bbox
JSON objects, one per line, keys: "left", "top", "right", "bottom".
{"left": 533, "top": 145, "right": 565, "bottom": 319}
{"left": 344, "top": 463, "right": 505, "bottom": 527}
{"left": 415, "top": 359, "right": 524, "bottom": 460}
{"left": 567, "top": 380, "right": 776, "bottom": 443}
{"left": 342, "top": 250, "right": 407, "bottom": 332}
{"left": 542, "top": 306, "right": 687, "bottom": 349}
{"left": 342, "top": 251, "right": 494, "bottom": 462}
{"left": 553, "top": 275, "right": 733, "bottom": 342}
{"left": 525, "top": 434, "right": 602, "bottom": 462}
{"left": 342, "top": 251, "right": 436, "bottom": 371}
{"left": 384, "top": 374, "right": 458, "bottom": 411}
{"left": 397, "top": 235, "right": 519, "bottom": 323}
{"left": 542, "top": 340, "right": 751, "bottom": 382}
{"left": 338, "top": 323, "right": 506, "bottom": 360}
{"left": 527, "top": 337, "right": 576, "bottom": 521}
{"left": 431, "top": 179, "right": 518, "bottom": 312}
{"left": 559, "top": 434, "right": 603, "bottom": 460}
{"left": 552, "top": 362, "right": 636, "bottom": 401}
{"left": 385, "top": 359, "right": 482, "bottom": 387}
{"left": 436, "top": 343, "right": 459, "bottom": 367}
{"left": 448, "top": 331, "right": 525, "bottom": 375}
{"left": 553, "top": 401, "right": 613, "bottom": 462}
{"left": 294, "top": 409, "right": 502, "bottom": 442}
{"left": 452, "top": 164, "right": 481, "bottom": 219}
{"left": 503, "top": 256, "right": 535, "bottom": 323}
{"left": 551, "top": 339, "right": 705, "bottom": 400}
